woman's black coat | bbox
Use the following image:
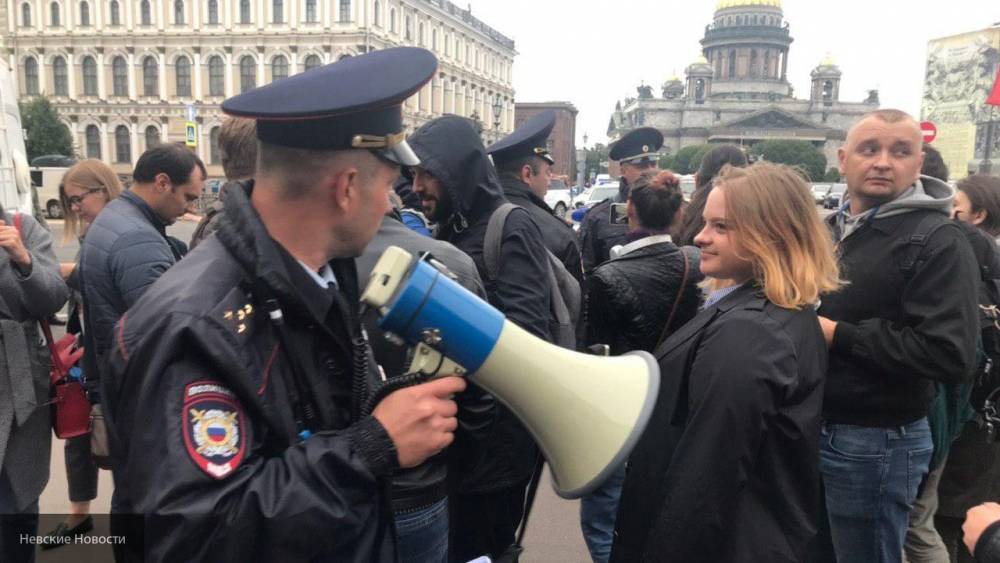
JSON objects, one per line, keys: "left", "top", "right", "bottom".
{"left": 611, "top": 285, "right": 827, "bottom": 563}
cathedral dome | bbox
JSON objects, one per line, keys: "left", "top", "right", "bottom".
{"left": 715, "top": 0, "right": 781, "bottom": 10}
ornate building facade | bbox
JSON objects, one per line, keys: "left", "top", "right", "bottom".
{"left": 607, "top": 0, "right": 877, "bottom": 173}
{"left": 4, "top": 0, "right": 516, "bottom": 175}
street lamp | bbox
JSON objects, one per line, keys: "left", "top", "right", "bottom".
{"left": 491, "top": 93, "right": 503, "bottom": 134}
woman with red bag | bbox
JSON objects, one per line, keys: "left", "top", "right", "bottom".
{"left": 0, "top": 201, "right": 69, "bottom": 563}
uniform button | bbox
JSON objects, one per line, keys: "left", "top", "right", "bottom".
{"left": 324, "top": 358, "right": 336, "bottom": 372}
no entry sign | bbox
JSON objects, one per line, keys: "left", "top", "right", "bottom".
{"left": 921, "top": 121, "right": 937, "bottom": 144}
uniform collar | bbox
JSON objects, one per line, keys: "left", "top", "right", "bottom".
{"left": 296, "top": 260, "right": 338, "bottom": 289}
{"left": 611, "top": 234, "right": 672, "bottom": 259}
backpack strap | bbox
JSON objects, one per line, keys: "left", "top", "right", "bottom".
{"left": 655, "top": 246, "right": 693, "bottom": 349}
{"left": 483, "top": 202, "right": 520, "bottom": 282}
{"left": 899, "top": 213, "right": 953, "bottom": 279}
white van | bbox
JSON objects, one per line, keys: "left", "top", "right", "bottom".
{"left": 0, "top": 59, "right": 32, "bottom": 215}
{"left": 31, "top": 165, "right": 71, "bottom": 218}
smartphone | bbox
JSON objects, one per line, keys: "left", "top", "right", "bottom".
{"left": 609, "top": 202, "right": 628, "bottom": 225}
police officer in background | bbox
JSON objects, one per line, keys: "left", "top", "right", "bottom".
{"left": 488, "top": 110, "right": 583, "bottom": 283}
{"left": 578, "top": 127, "right": 663, "bottom": 276}
{"left": 102, "top": 47, "right": 465, "bottom": 562}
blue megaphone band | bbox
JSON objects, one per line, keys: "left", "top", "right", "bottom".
{"left": 378, "top": 259, "right": 505, "bottom": 373}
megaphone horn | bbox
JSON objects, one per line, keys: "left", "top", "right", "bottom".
{"left": 361, "top": 246, "right": 660, "bottom": 499}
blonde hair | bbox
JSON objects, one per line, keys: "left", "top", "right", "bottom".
{"left": 714, "top": 162, "right": 842, "bottom": 309}
{"left": 59, "top": 159, "right": 123, "bottom": 243}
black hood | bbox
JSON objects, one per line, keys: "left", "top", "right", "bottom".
{"left": 407, "top": 116, "right": 505, "bottom": 224}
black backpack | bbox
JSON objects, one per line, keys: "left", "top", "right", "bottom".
{"left": 483, "top": 203, "right": 581, "bottom": 350}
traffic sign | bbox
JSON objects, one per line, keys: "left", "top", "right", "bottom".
{"left": 920, "top": 121, "right": 937, "bottom": 144}
{"left": 185, "top": 121, "right": 197, "bottom": 148}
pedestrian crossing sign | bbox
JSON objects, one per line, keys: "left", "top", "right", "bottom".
{"left": 185, "top": 122, "right": 197, "bottom": 148}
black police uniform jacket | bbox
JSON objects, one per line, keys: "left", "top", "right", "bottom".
{"left": 611, "top": 284, "right": 826, "bottom": 563}
{"left": 104, "top": 181, "right": 399, "bottom": 562}
{"left": 586, "top": 236, "right": 702, "bottom": 354}
{"left": 578, "top": 179, "right": 630, "bottom": 275}
{"left": 500, "top": 178, "right": 583, "bottom": 284}
{"left": 407, "top": 116, "right": 552, "bottom": 493}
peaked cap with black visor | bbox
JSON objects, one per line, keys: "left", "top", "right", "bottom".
{"left": 609, "top": 126, "right": 663, "bottom": 165}
{"left": 487, "top": 110, "right": 557, "bottom": 167}
{"left": 221, "top": 46, "right": 437, "bottom": 166}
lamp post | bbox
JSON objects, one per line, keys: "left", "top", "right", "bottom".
{"left": 492, "top": 93, "right": 503, "bottom": 137}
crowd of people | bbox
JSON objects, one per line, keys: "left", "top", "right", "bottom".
{"left": 2, "top": 46, "right": 1000, "bottom": 563}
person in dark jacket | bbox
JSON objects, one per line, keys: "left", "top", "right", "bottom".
{"left": 488, "top": 110, "right": 583, "bottom": 283}
{"left": 674, "top": 144, "right": 748, "bottom": 247}
{"left": 581, "top": 170, "right": 703, "bottom": 563}
{"left": 356, "top": 208, "right": 486, "bottom": 563}
{"left": 189, "top": 116, "right": 256, "bottom": 249}
{"left": 408, "top": 115, "right": 552, "bottom": 562}
{"left": 0, "top": 206, "right": 68, "bottom": 563}
{"left": 578, "top": 127, "right": 662, "bottom": 276}
{"left": 611, "top": 162, "right": 841, "bottom": 563}
{"left": 815, "top": 110, "right": 979, "bottom": 563}
{"left": 103, "top": 48, "right": 465, "bottom": 561}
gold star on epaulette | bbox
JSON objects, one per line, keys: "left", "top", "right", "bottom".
{"left": 222, "top": 303, "right": 255, "bottom": 335}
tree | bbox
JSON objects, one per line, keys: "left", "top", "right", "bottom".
{"left": 748, "top": 140, "right": 827, "bottom": 181}
{"left": 584, "top": 143, "right": 609, "bottom": 182}
{"left": 658, "top": 153, "right": 675, "bottom": 171}
{"left": 20, "top": 97, "right": 74, "bottom": 162}
{"left": 673, "top": 143, "right": 714, "bottom": 175}
{"left": 823, "top": 167, "right": 842, "bottom": 182}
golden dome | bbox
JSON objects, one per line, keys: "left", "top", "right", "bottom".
{"left": 820, "top": 52, "right": 837, "bottom": 66}
{"left": 694, "top": 54, "right": 710, "bottom": 65}
{"left": 715, "top": 0, "right": 781, "bottom": 10}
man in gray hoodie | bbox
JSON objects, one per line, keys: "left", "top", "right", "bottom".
{"left": 815, "top": 109, "right": 979, "bottom": 563}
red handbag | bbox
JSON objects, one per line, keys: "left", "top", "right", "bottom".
{"left": 13, "top": 213, "right": 91, "bottom": 438}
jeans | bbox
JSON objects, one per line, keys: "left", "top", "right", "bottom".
{"left": 820, "top": 418, "right": 934, "bottom": 563}
{"left": 579, "top": 464, "right": 626, "bottom": 563}
{"left": 395, "top": 498, "right": 448, "bottom": 563}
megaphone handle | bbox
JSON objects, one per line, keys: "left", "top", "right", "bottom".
{"left": 361, "top": 371, "right": 430, "bottom": 416}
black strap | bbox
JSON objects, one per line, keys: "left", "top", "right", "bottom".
{"left": 514, "top": 456, "right": 545, "bottom": 549}
{"left": 655, "top": 247, "right": 692, "bottom": 349}
{"left": 900, "top": 214, "right": 952, "bottom": 278}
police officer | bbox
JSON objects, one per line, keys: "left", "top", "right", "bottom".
{"left": 488, "top": 110, "right": 583, "bottom": 283}
{"left": 103, "top": 47, "right": 465, "bottom": 562}
{"left": 578, "top": 127, "right": 663, "bottom": 275}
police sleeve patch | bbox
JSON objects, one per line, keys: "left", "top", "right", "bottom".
{"left": 182, "top": 381, "right": 248, "bottom": 480}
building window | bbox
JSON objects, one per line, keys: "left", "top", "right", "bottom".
{"left": 418, "top": 22, "right": 424, "bottom": 46}
{"left": 115, "top": 125, "right": 130, "bottom": 163}
{"left": 239, "top": 0, "right": 250, "bottom": 23}
{"left": 109, "top": 0, "right": 119, "bottom": 24}
{"left": 112, "top": 56, "right": 127, "bottom": 96}
{"left": 86, "top": 125, "right": 101, "bottom": 158}
{"left": 176, "top": 56, "right": 191, "bottom": 96}
{"left": 372, "top": 0, "right": 379, "bottom": 26}
{"left": 50, "top": 2, "right": 60, "bottom": 25}
{"left": 338, "top": 0, "right": 349, "bottom": 22}
{"left": 389, "top": 8, "right": 396, "bottom": 33}
{"left": 145, "top": 125, "right": 159, "bottom": 148}
{"left": 142, "top": 55, "right": 158, "bottom": 96}
{"left": 305, "top": 0, "right": 316, "bottom": 22}
{"left": 24, "top": 57, "right": 39, "bottom": 95}
{"left": 140, "top": 0, "right": 150, "bottom": 25}
{"left": 209, "top": 126, "right": 221, "bottom": 164}
{"left": 272, "top": 0, "right": 282, "bottom": 23}
{"left": 432, "top": 29, "right": 437, "bottom": 51}
{"left": 272, "top": 55, "right": 288, "bottom": 82}
{"left": 82, "top": 56, "right": 98, "bottom": 95}
{"left": 728, "top": 49, "right": 736, "bottom": 78}
{"left": 79, "top": 1, "right": 89, "bottom": 25}
{"left": 405, "top": 15, "right": 411, "bottom": 40}
{"left": 21, "top": 3, "right": 31, "bottom": 26}
{"left": 52, "top": 56, "right": 68, "bottom": 96}
{"left": 239, "top": 55, "right": 256, "bottom": 93}
{"left": 207, "top": 0, "right": 218, "bottom": 23}
{"left": 174, "top": 0, "right": 183, "bottom": 24}
{"left": 208, "top": 55, "right": 224, "bottom": 96}
{"left": 303, "top": 54, "right": 321, "bottom": 72}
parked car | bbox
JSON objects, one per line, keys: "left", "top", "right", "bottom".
{"left": 811, "top": 183, "right": 833, "bottom": 205}
{"left": 30, "top": 166, "right": 71, "bottom": 218}
{"left": 823, "top": 183, "right": 848, "bottom": 209}
{"left": 577, "top": 183, "right": 620, "bottom": 209}
{"left": 30, "top": 154, "right": 76, "bottom": 168}
{"left": 544, "top": 179, "right": 574, "bottom": 218}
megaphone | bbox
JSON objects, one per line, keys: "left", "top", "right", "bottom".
{"left": 361, "top": 246, "right": 660, "bottom": 499}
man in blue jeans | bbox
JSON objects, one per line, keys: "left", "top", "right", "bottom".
{"left": 816, "top": 109, "right": 980, "bottom": 563}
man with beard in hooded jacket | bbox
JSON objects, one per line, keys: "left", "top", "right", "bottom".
{"left": 409, "top": 115, "right": 553, "bottom": 562}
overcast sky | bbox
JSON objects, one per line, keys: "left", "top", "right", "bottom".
{"left": 467, "top": 0, "right": 1000, "bottom": 147}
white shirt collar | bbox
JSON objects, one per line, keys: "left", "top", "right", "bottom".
{"left": 610, "top": 234, "right": 673, "bottom": 259}
{"left": 296, "top": 259, "right": 338, "bottom": 289}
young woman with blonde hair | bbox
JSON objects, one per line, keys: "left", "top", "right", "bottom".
{"left": 42, "top": 159, "right": 122, "bottom": 548}
{"left": 611, "top": 162, "right": 841, "bottom": 563}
